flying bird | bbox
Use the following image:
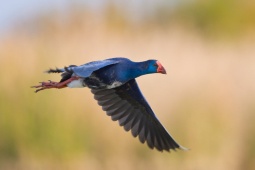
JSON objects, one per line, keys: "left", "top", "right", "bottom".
{"left": 32, "top": 57, "right": 187, "bottom": 152}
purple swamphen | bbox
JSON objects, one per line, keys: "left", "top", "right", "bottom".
{"left": 32, "top": 57, "right": 187, "bottom": 152}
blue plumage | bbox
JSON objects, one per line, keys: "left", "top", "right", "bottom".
{"left": 32, "top": 57, "right": 186, "bottom": 152}
{"left": 72, "top": 58, "right": 120, "bottom": 78}
{"left": 71, "top": 57, "right": 161, "bottom": 88}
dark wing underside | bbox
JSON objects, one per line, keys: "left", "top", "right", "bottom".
{"left": 91, "top": 79, "right": 185, "bottom": 152}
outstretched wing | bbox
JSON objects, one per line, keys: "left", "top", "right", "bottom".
{"left": 72, "top": 59, "right": 119, "bottom": 78}
{"left": 91, "top": 79, "right": 185, "bottom": 152}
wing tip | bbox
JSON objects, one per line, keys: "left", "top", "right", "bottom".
{"left": 178, "top": 145, "right": 189, "bottom": 151}
{"left": 147, "top": 144, "right": 189, "bottom": 152}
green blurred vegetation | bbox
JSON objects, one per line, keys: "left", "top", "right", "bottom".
{"left": 141, "top": 0, "right": 255, "bottom": 38}
{"left": 14, "top": 0, "right": 255, "bottom": 39}
{"left": 0, "top": 1, "right": 255, "bottom": 170}
{"left": 175, "top": 0, "right": 255, "bottom": 37}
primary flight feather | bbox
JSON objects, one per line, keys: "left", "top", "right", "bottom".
{"left": 32, "top": 57, "right": 187, "bottom": 152}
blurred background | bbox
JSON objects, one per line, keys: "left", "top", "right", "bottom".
{"left": 0, "top": 0, "right": 255, "bottom": 170}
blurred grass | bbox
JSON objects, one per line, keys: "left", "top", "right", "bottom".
{"left": 0, "top": 1, "right": 255, "bottom": 170}
{"left": 146, "top": 0, "right": 255, "bottom": 38}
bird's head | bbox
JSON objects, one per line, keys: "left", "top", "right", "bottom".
{"left": 122, "top": 59, "right": 167, "bottom": 81}
{"left": 146, "top": 60, "right": 167, "bottom": 74}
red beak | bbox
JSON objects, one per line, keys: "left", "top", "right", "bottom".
{"left": 156, "top": 61, "right": 167, "bottom": 74}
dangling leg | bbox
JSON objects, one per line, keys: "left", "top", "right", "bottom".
{"left": 32, "top": 76, "right": 79, "bottom": 93}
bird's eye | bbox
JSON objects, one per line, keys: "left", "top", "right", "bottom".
{"left": 153, "top": 63, "right": 158, "bottom": 67}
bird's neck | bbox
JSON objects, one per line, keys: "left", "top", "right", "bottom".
{"left": 128, "top": 61, "right": 151, "bottom": 79}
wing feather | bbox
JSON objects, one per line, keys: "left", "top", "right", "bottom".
{"left": 111, "top": 107, "right": 133, "bottom": 121}
{"left": 131, "top": 114, "right": 142, "bottom": 137}
{"left": 72, "top": 59, "right": 119, "bottom": 77}
{"left": 91, "top": 79, "right": 185, "bottom": 152}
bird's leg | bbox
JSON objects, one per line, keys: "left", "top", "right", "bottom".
{"left": 32, "top": 76, "right": 79, "bottom": 93}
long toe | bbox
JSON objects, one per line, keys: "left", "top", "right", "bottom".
{"left": 31, "top": 84, "right": 43, "bottom": 88}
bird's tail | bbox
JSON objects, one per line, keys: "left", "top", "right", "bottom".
{"left": 44, "top": 65, "right": 77, "bottom": 74}
{"left": 44, "top": 68, "right": 65, "bottom": 74}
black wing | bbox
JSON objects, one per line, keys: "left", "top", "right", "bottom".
{"left": 91, "top": 79, "right": 186, "bottom": 152}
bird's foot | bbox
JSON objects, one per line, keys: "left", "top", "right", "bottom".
{"left": 31, "top": 77, "right": 79, "bottom": 93}
{"left": 31, "top": 80, "right": 62, "bottom": 93}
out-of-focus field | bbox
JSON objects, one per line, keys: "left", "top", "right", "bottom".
{"left": 0, "top": 2, "right": 255, "bottom": 170}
